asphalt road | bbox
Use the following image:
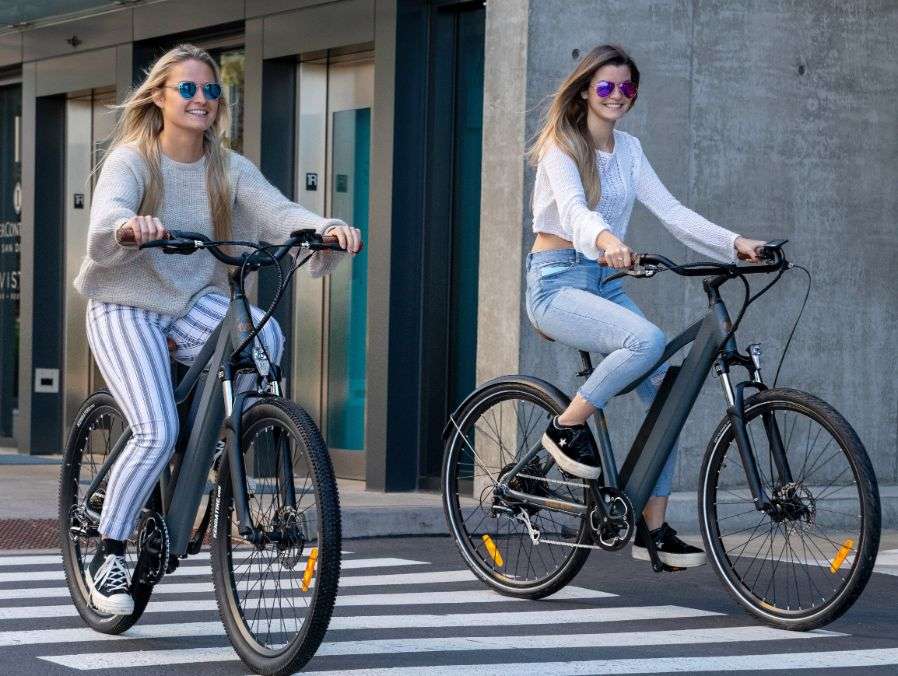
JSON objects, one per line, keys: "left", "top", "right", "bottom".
{"left": 2, "top": 536, "right": 898, "bottom": 675}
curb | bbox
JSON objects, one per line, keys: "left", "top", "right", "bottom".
{"left": 4, "top": 485, "right": 897, "bottom": 547}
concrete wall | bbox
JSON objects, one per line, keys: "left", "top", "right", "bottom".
{"left": 481, "top": 0, "right": 898, "bottom": 488}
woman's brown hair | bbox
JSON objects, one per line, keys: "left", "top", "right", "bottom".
{"left": 528, "top": 45, "right": 640, "bottom": 209}
{"left": 105, "top": 44, "right": 233, "bottom": 239}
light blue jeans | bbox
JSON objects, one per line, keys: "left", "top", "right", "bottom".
{"left": 525, "top": 248, "right": 677, "bottom": 497}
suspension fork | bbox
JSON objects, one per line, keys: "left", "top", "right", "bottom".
{"left": 748, "top": 346, "right": 793, "bottom": 485}
{"left": 716, "top": 359, "right": 771, "bottom": 512}
{"left": 221, "top": 370, "right": 259, "bottom": 543}
{"left": 266, "top": 367, "right": 296, "bottom": 509}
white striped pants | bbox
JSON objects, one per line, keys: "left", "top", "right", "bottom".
{"left": 85, "top": 292, "right": 285, "bottom": 541}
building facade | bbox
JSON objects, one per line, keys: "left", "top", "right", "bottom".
{"left": 0, "top": 0, "right": 896, "bottom": 493}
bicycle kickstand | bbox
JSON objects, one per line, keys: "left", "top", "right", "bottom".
{"left": 638, "top": 517, "right": 685, "bottom": 574}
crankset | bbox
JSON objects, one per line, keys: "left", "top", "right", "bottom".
{"left": 133, "top": 510, "right": 171, "bottom": 586}
{"left": 589, "top": 487, "right": 635, "bottom": 551}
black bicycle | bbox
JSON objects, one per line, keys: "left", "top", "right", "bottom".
{"left": 442, "top": 241, "right": 880, "bottom": 630}
{"left": 59, "top": 228, "right": 346, "bottom": 675}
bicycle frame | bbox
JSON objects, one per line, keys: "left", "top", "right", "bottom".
{"left": 498, "top": 274, "right": 791, "bottom": 522}
{"left": 80, "top": 268, "right": 289, "bottom": 557}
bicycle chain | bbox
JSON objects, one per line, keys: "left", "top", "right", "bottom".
{"left": 514, "top": 509, "right": 608, "bottom": 551}
{"left": 515, "top": 472, "right": 589, "bottom": 490}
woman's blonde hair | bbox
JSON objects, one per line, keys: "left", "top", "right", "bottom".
{"left": 527, "top": 45, "right": 640, "bottom": 209}
{"left": 107, "top": 44, "right": 232, "bottom": 239}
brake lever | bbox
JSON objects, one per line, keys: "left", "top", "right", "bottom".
{"left": 606, "top": 264, "right": 661, "bottom": 283}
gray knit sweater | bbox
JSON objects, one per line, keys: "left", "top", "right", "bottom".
{"left": 74, "top": 145, "right": 345, "bottom": 316}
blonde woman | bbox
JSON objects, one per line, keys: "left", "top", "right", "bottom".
{"left": 527, "top": 45, "right": 765, "bottom": 568}
{"left": 73, "top": 44, "right": 361, "bottom": 614}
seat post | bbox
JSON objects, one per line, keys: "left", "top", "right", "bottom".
{"left": 577, "top": 350, "right": 593, "bottom": 378}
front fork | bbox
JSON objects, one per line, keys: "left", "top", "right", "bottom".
{"left": 715, "top": 344, "right": 792, "bottom": 514}
{"left": 219, "top": 366, "right": 296, "bottom": 547}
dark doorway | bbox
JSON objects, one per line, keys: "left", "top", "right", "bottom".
{"left": 418, "top": 1, "right": 485, "bottom": 485}
{"left": 0, "top": 84, "right": 21, "bottom": 440}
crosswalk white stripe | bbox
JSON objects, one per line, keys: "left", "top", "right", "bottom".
{"left": 301, "top": 648, "right": 898, "bottom": 675}
{"left": 0, "top": 557, "right": 424, "bottom": 583}
{"left": 0, "top": 570, "right": 479, "bottom": 600}
{"left": 0, "top": 586, "right": 612, "bottom": 620}
{"left": 36, "top": 627, "right": 838, "bottom": 670}
{"left": 313, "top": 626, "right": 840, "bottom": 656}
{"left": 328, "top": 605, "right": 720, "bottom": 630}
{"left": 0, "top": 606, "right": 721, "bottom": 647}
{"left": 0, "top": 550, "right": 354, "bottom": 567}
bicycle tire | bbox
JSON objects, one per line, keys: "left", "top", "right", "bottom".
{"left": 58, "top": 390, "right": 153, "bottom": 634}
{"left": 442, "top": 377, "right": 592, "bottom": 599}
{"left": 699, "top": 387, "right": 880, "bottom": 630}
{"left": 210, "top": 397, "right": 341, "bottom": 676}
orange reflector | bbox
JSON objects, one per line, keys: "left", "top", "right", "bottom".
{"left": 830, "top": 538, "right": 854, "bottom": 574}
{"left": 482, "top": 534, "right": 504, "bottom": 567}
{"left": 301, "top": 547, "right": 319, "bottom": 592}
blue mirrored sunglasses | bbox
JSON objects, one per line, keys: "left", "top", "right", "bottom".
{"left": 164, "top": 81, "right": 222, "bottom": 101}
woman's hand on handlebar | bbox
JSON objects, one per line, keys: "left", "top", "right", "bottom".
{"left": 596, "top": 230, "right": 633, "bottom": 269}
{"left": 116, "top": 215, "right": 168, "bottom": 247}
{"left": 734, "top": 236, "right": 765, "bottom": 262}
{"left": 324, "top": 223, "right": 363, "bottom": 255}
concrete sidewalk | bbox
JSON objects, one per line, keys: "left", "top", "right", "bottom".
{"left": 0, "top": 446, "right": 448, "bottom": 546}
{"left": 3, "top": 446, "right": 897, "bottom": 547}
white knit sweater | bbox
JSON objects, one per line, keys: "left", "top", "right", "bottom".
{"left": 74, "top": 145, "right": 346, "bottom": 316}
{"left": 532, "top": 129, "right": 740, "bottom": 262}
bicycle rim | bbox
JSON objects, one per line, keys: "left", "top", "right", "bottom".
{"left": 444, "top": 385, "right": 591, "bottom": 593}
{"left": 59, "top": 393, "right": 150, "bottom": 632}
{"left": 702, "top": 391, "right": 878, "bottom": 625}
{"left": 212, "top": 400, "right": 340, "bottom": 674}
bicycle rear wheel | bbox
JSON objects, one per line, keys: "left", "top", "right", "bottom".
{"left": 210, "top": 397, "right": 341, "bottom": 676}
{"left": 58, "top": 390, "right": 153, "bottom": 634}
{"left": 699, "top": 387, "right": 880, "bottom": 630}
{"left": 442, "top": 377, "right": 593, "bottom": 599}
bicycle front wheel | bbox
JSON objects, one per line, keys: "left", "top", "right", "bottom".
{"left": 699, "top": 387, "right": 880, "bottom": 630}
{"left": 443, "top": 377, "right": 593, "bottom": 599}
{"left": 210, "top": 397, "right": 341, "bottom": 676}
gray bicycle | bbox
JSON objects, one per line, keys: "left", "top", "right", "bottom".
{"left": 442, "top": 241, "right": 880, "bottom": 630}
{"left": 59, "top": 228, "right": 344, "bottom": 675}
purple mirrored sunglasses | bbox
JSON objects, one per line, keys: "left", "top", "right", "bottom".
{"left": 595, "top": 80, "right": 638, "bottom": 99}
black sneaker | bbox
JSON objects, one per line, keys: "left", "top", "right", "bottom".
{"left": 87, "top": 549, "right": 134, "bottom": 615}
{"left": 541, "top": 417, "right": 601, "bottom": 479}
{"left": 632, "top": 521, "right": 706, "bottom": 568}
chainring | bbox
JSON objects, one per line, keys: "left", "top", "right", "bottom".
{"left": 134, "top": 511, "right": 170, "bottom": 586}
{"left": 590, "top": 487, "right": 635, "bottom": 551}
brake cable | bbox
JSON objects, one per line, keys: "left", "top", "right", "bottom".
{"left": 773, "top": 264, "right": 812, "bottom": 387}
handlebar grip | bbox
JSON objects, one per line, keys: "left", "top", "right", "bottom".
{"left": 319, "top": 234, "right": 364, "bottom": 252}
{"left": 117, "top": 226, "right": 172, "bottom": 248}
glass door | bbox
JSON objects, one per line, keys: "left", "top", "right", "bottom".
{"left": 293, "top": 52, "right": 373, "bottom": 479}
{"left": 64, "top": 89, "right": 116, "bottom": 430}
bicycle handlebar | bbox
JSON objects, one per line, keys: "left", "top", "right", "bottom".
{"left": 603, "top": 240, "right": 789, "bottom": 283}
{"left": 118, "top": 227, "right": 355, "bottom": 267}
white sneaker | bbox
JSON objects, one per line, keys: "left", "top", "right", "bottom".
{"left": 86, "top": 554, "right": 134, "bottom": 615}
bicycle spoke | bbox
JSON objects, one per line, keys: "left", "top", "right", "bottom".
{"left": 707, "top": 397, "right": 870, "bottom": 621}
